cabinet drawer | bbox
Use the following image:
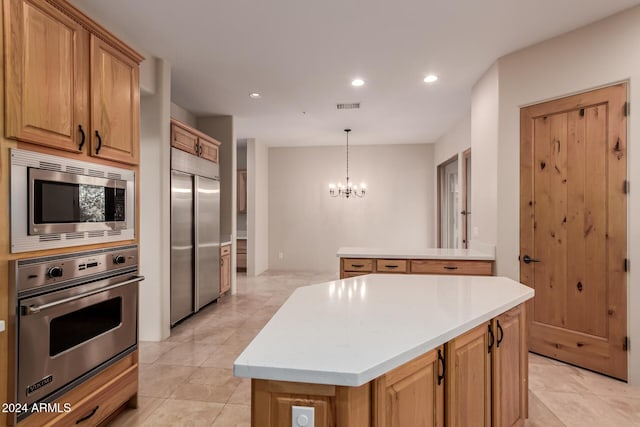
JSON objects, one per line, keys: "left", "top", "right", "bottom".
{"left": 237, "top": 253, "right": 247, "bottom": 269}
{"left": 342, "top": 258, "right": 374, "bottom": 272}
{"left": 410, "top": 260, "right": 493, "bottom": 276}
{"left": 220, "top": 245, "right": 231, "bottom": 256}
{"left": 376, "top": 259, "right": 408, "bottom": 273}
{"left": 237, "top": 239, "right": 247, "bottom": 253}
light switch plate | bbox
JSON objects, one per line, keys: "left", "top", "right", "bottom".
{"left": 292, "top": 405, "right": 314, "bottom": 427}
{"left": 0, "top": 320, "right": 5, "bottom": 332}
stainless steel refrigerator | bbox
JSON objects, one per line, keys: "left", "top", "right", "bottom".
{"left": 170, "top": 147, "right": 220, "bottom": 325}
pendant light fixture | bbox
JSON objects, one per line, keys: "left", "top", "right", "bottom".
{"left": 329, "top": 129, "right": 366, "bottom": 198}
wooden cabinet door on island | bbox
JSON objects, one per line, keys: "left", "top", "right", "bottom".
{"left": 5, "top": 0, "right": 88, "bottom": 152}
{"left": 90, "top": 35, "right": 140, "bottom": 164}
{"left": 373, "top": 346, "right": 444, "bottom": 427}
{"left": 492, "top": 305, "right": 527, "bottom": 427}
{"left": 446, "top": 323, "right": 492, "bottom": 427}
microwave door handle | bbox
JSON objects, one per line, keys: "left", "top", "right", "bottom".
{"left": 21, "top": 275, "right": 144, "bottom": 315}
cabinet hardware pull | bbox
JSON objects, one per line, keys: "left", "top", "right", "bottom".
{"left": 437, "top": 348, "right": 445, "bottom": 385}
{"left": 199, "top": 145, "right": 203, "bottom": 156}
{"left": 443, "top": 266, "right": 458, "bottom": 270}
{"left": 522, "top": 254, "right": 541, "bottom": 264}
{"left": 351, "top": 264, "right": 365, "bottom": 268}
{"left": 78, "top": 125, "right": 85, "bottom": 150}
{"left": 95, "top": 130, "right": 102, "bottom": 154}
{"left": 384, "top": 265, "right": 398, "bottom": 268}
{"left": 497, "top": 320, "right": 504, "bottom": 347}
{"left": 488, "top": 324, "right": 495, "bottom": 353}
{"left": 76, "top": 405, "right": 99, "bottom": 424}
{"left": 220, "top": 258, "right": 224, "bottom": 266}
{"left": 194, "top": 141, "right": 199, "bottom": 153}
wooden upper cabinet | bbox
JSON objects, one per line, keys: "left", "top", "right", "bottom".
{"left": 4, "top": 0, "right": 143, "bottom": 164}
{"left": 5, "top": 0, "right": 88, "bottom": 152}
{"left": 90, "top": 35, "right": 140, "bottom": 164}
{"left": 170, "top": 118, "right": 221, "bottom": 164}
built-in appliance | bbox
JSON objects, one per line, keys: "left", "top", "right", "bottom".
{"left": 10, "top": 148, "right": 135, "bottom": 253}
{"left": 171, "top": 147, "right": 221, "bottom": 325}
{"left": 11, "top": 245, "right": 143, "bottom": 422}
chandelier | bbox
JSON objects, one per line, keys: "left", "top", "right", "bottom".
{"left": 329, "top": 129, "right": 366, "bottom": 198}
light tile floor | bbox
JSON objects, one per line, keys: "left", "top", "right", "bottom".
{"left": 107, "top": 271, "right": 640, "bottom": 426}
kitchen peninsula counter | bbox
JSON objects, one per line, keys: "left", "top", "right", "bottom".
{"left": 234, "top": 274, "right": 533, "bottom": 426}
{"left": 337, "top": 247, "right": 496, "bottom": 278}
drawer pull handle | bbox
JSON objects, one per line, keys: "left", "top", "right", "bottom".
{"left": 384, "top": 265, "right": 399, "bottom": 268}
{"left": 443, "top": 266, "right": 458, "bottom": 270}
{"left": 351, "top": 264, "right": 365, "bottom": 268}
{"left": 78, "top": 124, "right": 85, "bottom": 150}
{"left": 76, "top": 405, "right": 99, "bottom": 424}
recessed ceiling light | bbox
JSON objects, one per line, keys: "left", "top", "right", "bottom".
{"left": 351, "top": 78, "right": 365, "bottom": 87}
{"left": 423, "top": 74, "right": 438, "bottom": 83}
{"left": 249, "top": 92, "right": 261, "bottom": 99}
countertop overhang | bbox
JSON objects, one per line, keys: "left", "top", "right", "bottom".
{"left": 336, "top": 247, "right": 495, "bottom": 260}
{"left": 233, "top": 274, "right": 533, "bottom": 386}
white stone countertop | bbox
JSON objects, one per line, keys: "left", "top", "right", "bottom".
{"left": 233, "top": 274, "right": 533, "bottom": 386}
{"left": 336, "top": 247, "right": 495, "bottom": 260}
{"left": 221, "top": 240, "right": 232, "bottom": 246}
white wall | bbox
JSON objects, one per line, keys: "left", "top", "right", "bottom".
{"left": 269, "top": 144, "right": 435, "bottom": 272}
{"left": 171, "top": 102, "right": 197, "bottom": 127}
{"left": 472, "top": 6, "right": 640, "bottom": 383}
{"left": 247, "top": 139, "right": 269, "bottom": 276}
{"left": 433, "top": 113, "right": 471, "bottom": 248}
{"left": 139, "top": 57, "right": 172, "bottom": 341}
{"left": 470, "top": 64, "right": 500, "bottom": 253}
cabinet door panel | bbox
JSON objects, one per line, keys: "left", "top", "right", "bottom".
{"left": 171, "top": 124, "right": 198, "bottom": 155}
{"left": 446, "top": 323, "right": 492, "bottom": 427}
{"left": 493, "top": 305, "right": 527, "bottom": 427}
{"left": 5, "top": 0, "right": 87, "bottom": 151}
{"left": 199, "top": 137, "right": 219, "bottom": 163}
{"left": 374, "top": 347, "right": 444, "bottom": 427}
{"left": 91, "top": 35, "right": 139, "bottom": 164}
{"left": 220, "top": 253, "right": 231, "bottom": 294}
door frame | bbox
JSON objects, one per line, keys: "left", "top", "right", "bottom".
{"left": 461, "top": 149, "right": 471, "bottom": 249}
{"left": 437, "top": 154, "right": 459, "bottom": 248}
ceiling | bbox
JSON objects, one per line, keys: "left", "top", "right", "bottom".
{"left": 71, "top": 0, "right": 640, "bottom": 147}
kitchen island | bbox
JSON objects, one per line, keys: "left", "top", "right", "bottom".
{"left": 337, "top": 247, "right": 496, "bottom": 278}
{"left": 234, "top": 274, "right": 534, "bottom": 426}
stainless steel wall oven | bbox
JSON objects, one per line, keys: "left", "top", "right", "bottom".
{"left": 11, "top": 245, "right": 143, "bottom": 422}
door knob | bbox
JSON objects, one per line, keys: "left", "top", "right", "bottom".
{"left": 522, "top": 254, "right": 541, "bottom": 264}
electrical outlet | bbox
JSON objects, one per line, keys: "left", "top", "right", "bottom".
{"left": 279, "top": 252, "right": 284, "bottom": 259}
{"left": 292, "top": 406, "right": 314, "bottom": 427}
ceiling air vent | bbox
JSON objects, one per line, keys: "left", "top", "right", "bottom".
{"left": 337, "top": 102, "right": 360, "bottom": 110}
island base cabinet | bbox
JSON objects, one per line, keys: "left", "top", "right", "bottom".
{"left": 492, "top": 305, "right": 527, "bottom": 427}
{"left": 373, "top": 346, "right": 444, "bottom": 427}
{"left": 446, "top": 323, "right": 493, "bottom": 427}
{"left": 252, "top": 379, "right": 371, "bottom": 427}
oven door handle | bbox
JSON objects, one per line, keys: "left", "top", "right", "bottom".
{"left": 21, "top": 276, "right": 145, "bottom": 316}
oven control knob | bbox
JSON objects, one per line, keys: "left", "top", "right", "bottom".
{"left": 113, "top": 255, "right": 126, "bottom": 265}
{"left": 48, "top": 266, "right": 63, "bottom": 278}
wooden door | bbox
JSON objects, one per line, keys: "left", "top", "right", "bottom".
{"left": 91, "top": 35, "right": 140, "bottom": 164}
{"left": 492, "top": 305, "right": 527, "bottom": 427}
{"left": 446, "top": 323, "right": 492, "bottom": 427}
{"left": 5, "top": 0, "right": 89, "bottom": 152}
{"left": 520, "top": 83, "right": 627, "bottom": 380}
{"left": 373, "top": 346, "right": 444, "bottom": 427}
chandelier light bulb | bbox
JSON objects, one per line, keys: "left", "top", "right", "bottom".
{"left": 360, "top": 182, "right": 367, "bottom": 189}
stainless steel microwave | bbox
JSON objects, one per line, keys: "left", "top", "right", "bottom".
{"left": 10, "top": 149, "right": 135, "bottom": 253}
